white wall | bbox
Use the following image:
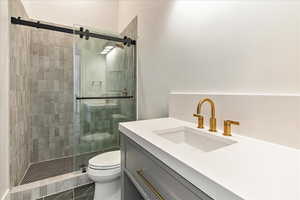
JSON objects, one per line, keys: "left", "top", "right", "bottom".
{"left": 21, "top": 0, "right": 119, "bottom": 33}
{"left": 0, "top": 0, "right": 10, "bottom": 198}
{"left": 118, "top": 0, "right": 300, "bottom": 119}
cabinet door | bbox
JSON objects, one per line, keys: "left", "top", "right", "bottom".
{"left": 123, "top": 170, "right": 146, "bottom": 200}
{"left": 122, "top": 135, "right": 150, "bottom": 200}
{"left": 123, "top": 136, "right": 213, "bottom": 200}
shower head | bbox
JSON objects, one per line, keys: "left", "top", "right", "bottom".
{"left": 115, "top": 43, "right": 125, "bottom": 49}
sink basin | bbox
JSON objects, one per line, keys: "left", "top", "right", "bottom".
{"left": 154, "top": 126, "right": 236, "bottom": 152}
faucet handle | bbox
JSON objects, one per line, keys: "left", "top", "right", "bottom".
{"left": 223, "top": 120, "right": 240, "bottom": 136}
{"left": 193, "top": 114, "right": 204, "bottom": 129}
{"left": 226, "top": 120, "right": 240, "bottom": 126}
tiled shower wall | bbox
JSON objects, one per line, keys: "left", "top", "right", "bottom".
{"left": 30, "top": 29, "right": 74, "bottom": 163}
{"left": 9, "top": 0, "right": 74, "bottom": 186}
{"left": 9, "top": 0, "right": 32, "bottom": 187}
{"left": 105, "top": 17, "right": 137, "bottom": 121}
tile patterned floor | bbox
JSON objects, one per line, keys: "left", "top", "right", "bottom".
{"left": 37, "top": 183, "right": 95, "bottom": 200}
{"left": 74, "top": 184, "right": 95, "bottom": 200}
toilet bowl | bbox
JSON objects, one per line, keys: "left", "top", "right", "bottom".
{"left": 88, "top": 150, "right": 121, "bottom": 200}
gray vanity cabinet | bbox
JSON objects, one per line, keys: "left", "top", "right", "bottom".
{"left": 121, "top": 135, "right": 214, "bottom": 200}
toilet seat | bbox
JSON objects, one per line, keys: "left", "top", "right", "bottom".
{"left": 88, "top": 150, "right": 120, "bottom": 170}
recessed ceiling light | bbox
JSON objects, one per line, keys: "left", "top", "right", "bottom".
{"left": 100, "top": 45, "right": 115, "bottom": 55}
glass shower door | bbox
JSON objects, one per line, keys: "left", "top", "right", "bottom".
{"left": 73, "top": 27, "right": 136, "bottom": 170}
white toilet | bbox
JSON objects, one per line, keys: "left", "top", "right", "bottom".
{"left": 88, "top": 150, "right": 121, "bottom": 200}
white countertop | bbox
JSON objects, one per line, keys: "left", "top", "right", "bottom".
{"left": 119, "top": 118, "right": 300, "bottom": 200}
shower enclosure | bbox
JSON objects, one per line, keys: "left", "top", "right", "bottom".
{"left": 9, "top": 15, "right": 137, "bottom": 187}
{"left": 73, "top": 26, "right": 137, "bottom": 171}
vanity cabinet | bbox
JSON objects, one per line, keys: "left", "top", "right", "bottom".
{"left": 121, "top": 134, "right": 213, "bottom": 200}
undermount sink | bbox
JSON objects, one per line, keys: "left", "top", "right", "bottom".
{"left": 154, "top": 126, "right": 237, "bottom": 152}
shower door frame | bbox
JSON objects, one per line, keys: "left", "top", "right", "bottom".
{"left": 72, "top": 28, "right": 138, "bottom": 172}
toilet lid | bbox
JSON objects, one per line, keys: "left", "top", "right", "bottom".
{"left": 89, "top": 150, "right": 120, "bottom": 170}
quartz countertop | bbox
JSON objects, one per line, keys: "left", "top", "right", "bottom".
{"left": 119, "top": 118, "right": 300, "bottom": 200}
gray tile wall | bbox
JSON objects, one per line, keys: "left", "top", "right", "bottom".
{"left": 30, "top": 29, "right": 74, "bottom": 163}
{"left": 9, "top": 0, "right": 75, "bottom": 186}
{"left": 9, "top": 0, "right": 32, "bottom": 187}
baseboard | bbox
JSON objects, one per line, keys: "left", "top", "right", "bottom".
{"left": 0, "top": 189, "right": 9, "bottom": 200}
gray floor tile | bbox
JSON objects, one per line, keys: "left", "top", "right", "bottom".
{"left": 44, "top": 190, "right": 73, "bottom": 200}
{"left": 74, "top": 183, "right": 95, "bottom": 200}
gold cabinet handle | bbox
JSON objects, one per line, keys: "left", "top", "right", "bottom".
{"left": 136, "top": 170, "right": 166, "bottom": 200}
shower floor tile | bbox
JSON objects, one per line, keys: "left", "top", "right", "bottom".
{"left": 20, "top": 157, "right": 73, "bottom": 185}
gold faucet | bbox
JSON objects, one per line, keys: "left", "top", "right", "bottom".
{"left": 193, "top": 98, "right": 217, "bottom": 132}
{"left": 223, "top": 120, "right": 240, "bottom": 136}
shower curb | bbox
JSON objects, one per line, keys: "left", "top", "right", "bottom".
{"left": 10, "top": 172, "right": 93, "bottom": 200}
